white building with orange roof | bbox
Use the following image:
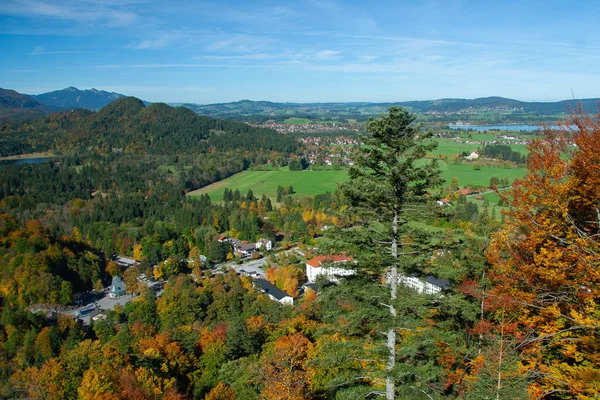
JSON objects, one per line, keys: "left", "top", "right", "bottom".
{"left": 305, "top": 255, "right": 354, "bottom": 282}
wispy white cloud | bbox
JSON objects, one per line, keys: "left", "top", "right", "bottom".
{"left": 197, "top": 53, "right": 274, "bottom": 60}
{"left": 359, "top": 55, "right": 378, "bottom": 63}
{"left": 101, "top": 85, "right": 215, "bottom": 93}
{"left": 314, "top": 50, "right": 341, "bottom": 60}
{"left": 28, "top": 46, "right": 94, "bottom": 55}
{"left": 127, "top": 34, "right": 181, "bottom": 50}
{"left": 0, "top": 0, "right": 137, "bottom": 27}
{"left": 207, "top": 34, "right": 277, "bottom": 53}
{"left": 91, "top": 63, "right": 271, "bottom": 69}
{"left": 1, "top": 69, "right": 38, "bottom": 73}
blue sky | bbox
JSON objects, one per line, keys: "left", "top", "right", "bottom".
{"left": 1, "top": 0, "right": 599, "bottom": 103}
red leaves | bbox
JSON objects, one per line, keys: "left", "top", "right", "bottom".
{"left": 485, "top": 109, "right": 600, "bottom": 397}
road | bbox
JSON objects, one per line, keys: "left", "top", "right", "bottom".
{"left": 210, "top": 257, "right": 268, "bottom": 278}
{"left": 211, "top": 246, "right": 304, "bottom": 278}
{"left": 63, "top": 281, "right": 164, "bottom": 325}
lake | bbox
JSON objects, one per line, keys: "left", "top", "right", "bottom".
{"left": 0, "top": 157, "right": 55, "bottom": 167}
{"left": 448, "top": 124, "right": 543, "bottom": 132}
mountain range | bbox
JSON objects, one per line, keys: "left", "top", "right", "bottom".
{"left": 181, "top": 97, "right": 600, "bottom": 122}
{"left": 1, "top": 86, "right": 598, "bottom": 122}
{"left": 31, "top": 86, "right": 125, "bottom": 110}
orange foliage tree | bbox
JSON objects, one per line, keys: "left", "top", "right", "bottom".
{"left": 205, "top": 382, "right": 237, "bottom": 400}
{"left": 486, "top": 110, "right": 600, "bottom": 398}
{"left": 260, "top": 333, "right": 312, "bottom": 400}
{"left": 265, "top": 265, "right": 305, "bottom": 297}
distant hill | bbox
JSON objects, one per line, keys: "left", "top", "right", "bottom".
{"left": 32, "top": 86, "right": 126, "bottom": 110}
{"left": 182, "top": 97, "right": 600, "bottom": 122}
{"left": 2, "top": 97, "right": 296, "bottom": 156}
{"left": 395, "top": 96, "right": 600, "bottom": 114}
{"left": 0, "top": 88, "right": 51, "bottom": 121}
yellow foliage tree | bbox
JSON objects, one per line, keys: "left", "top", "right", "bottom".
{"left": 205, "top": 382, "right": 237, "bottom": 400}
{"left": 486, "top": 112, "right": 600, "bottom": 398}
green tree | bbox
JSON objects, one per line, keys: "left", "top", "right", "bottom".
{"left": 337, "top": 107, "right": 442, "bottom": 399}
{"left": 450, "top": 177, "right": 459, "bottom": 191}
{"left": 489, "top": 176, "right": 500, "bottom": 188}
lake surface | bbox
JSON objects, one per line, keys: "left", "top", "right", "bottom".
{"left": 448, "top": 124, "right": 543, "bottom": 132}
{"left": 0, "top": 157, "right": 55, "bottom": 167}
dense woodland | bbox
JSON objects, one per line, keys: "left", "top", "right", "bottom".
{"left": 0, "top": 103, "right": 598, "bottom": 399}
{"left": 0, "top": 97, "right": 296, "bottom": 157}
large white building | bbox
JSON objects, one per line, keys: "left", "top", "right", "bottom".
{"left": 397, "top": 274, "right": 450, "bottom": 295}
{"left": 305, "top": 255, "right": 353, "bottom": 282}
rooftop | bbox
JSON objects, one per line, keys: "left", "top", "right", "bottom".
{"left": 306, "top": 254, "right": 351, "bottom": 268}
{"left": 423, "top": 275, "right": 451, "bottom": 289}
{"left": 254, "top": 278, "right": 292, "bottom": 301}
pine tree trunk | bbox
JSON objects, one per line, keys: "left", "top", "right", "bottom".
{"left": 386, "top": 209, "right": 398, "bottom": 400}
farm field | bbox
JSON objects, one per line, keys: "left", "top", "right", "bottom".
{"left": 187, "top": 160, "right": 527, "bottom": 202}
{"left": 283, "top": 117, "right": 313, "bottom": 124}
{"left": 186, "top": 166, "right": 349, "bottom": 202}
{"left": 431, "top": 139, "right": 479, "bottom": 158}
{"left": 439, "top": 161, "right": 527, "bottom": 188}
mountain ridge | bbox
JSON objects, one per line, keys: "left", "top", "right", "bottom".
{"left": 4, "top": 86, "right": 599, "bottom": 123}
{"left": 0, "top": 88, "right": 52, "bottom": 121}
{"left": 180, "top": 96, "right": 600, "bottom": 122}
{"left": 32, "top": 86, "right": 126, "bottom": 110}
{"left": 1, "top": 96, "right": 295, "bottom": 157}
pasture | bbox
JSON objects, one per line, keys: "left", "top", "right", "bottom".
{"left": 187, "top": 160, "right": 527, "bottom": 202}
{"left": 438, "top": 161, "right": 527, "bottom": 188}
{"left": 186, "top": 166, "right": 349, "bottom": 202}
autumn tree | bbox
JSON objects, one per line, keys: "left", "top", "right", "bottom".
{"left": 260, "top": 333, "right": 312, "bottom": 400}
{"left": 265, "top": 265, "right": 305, "bottom": 297}
{"left": 205, "top": 382, "right": 237, "bottom": 400}
{"left": 486, "top": 110, "right": 600, "bottom": 398}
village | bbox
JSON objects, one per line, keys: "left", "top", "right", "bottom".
{"left": 53, "top": 230, "right": 452, "bottom": 326}
{"left": 254, "top": 121, "right": 360, "bottom": 134}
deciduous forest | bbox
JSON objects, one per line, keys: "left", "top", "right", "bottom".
{"left": 0, "top": 101, "right": 598, "bottom": 399}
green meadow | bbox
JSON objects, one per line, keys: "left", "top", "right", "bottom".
{"left": 186, "top": 166, "right": 349, "bottom": 201}
{"left": 187, "top": 160, "right": 527, "bottom": 202}
{"left": 438, "top": 161, "right": 527, "bottom": 187}
{"left": 283, "top": 117, "right": 313, "bottom": 124}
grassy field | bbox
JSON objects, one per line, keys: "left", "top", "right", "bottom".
{"left": 186, "top": 160, "right": 527, "bottom": 202}
{"left": 439, "top": 161, "right": 527, "bottom": 187}
{"left": 186, "top": 166, "right": 349, "bottom": 201}
{"left": 284, "top": 117, "right": 313, "bottom": 125}
{"left": 432, "top": 139, "right": 479, "bottom": 158}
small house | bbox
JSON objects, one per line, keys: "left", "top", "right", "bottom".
{"left": 114, "top": 255, "right": 139, "bottom": 268}
{"left": 254, "top": 278, "right": 294, "bottom": 304}
{"left": 237, "top": 243, "right": 256, "bottom": 258}
{"left": 255, "top": 238, "right": 273, "bottom": 251}
{"left": 465, "top": 150, "right": 479, "bottom": 161}
{"left": 109, "top": 276, "right": 126, "bottom": 298}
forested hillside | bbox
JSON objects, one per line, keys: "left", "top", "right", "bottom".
{"left": 0, "top": 88, "right": 51, "bottom": 121}
{"left": 0, "top": 97, "right": 296, "bottom": 156}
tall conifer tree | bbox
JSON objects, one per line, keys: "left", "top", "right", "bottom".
{"left": 331, "top": 107, "right": 442, "bottom": 398}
